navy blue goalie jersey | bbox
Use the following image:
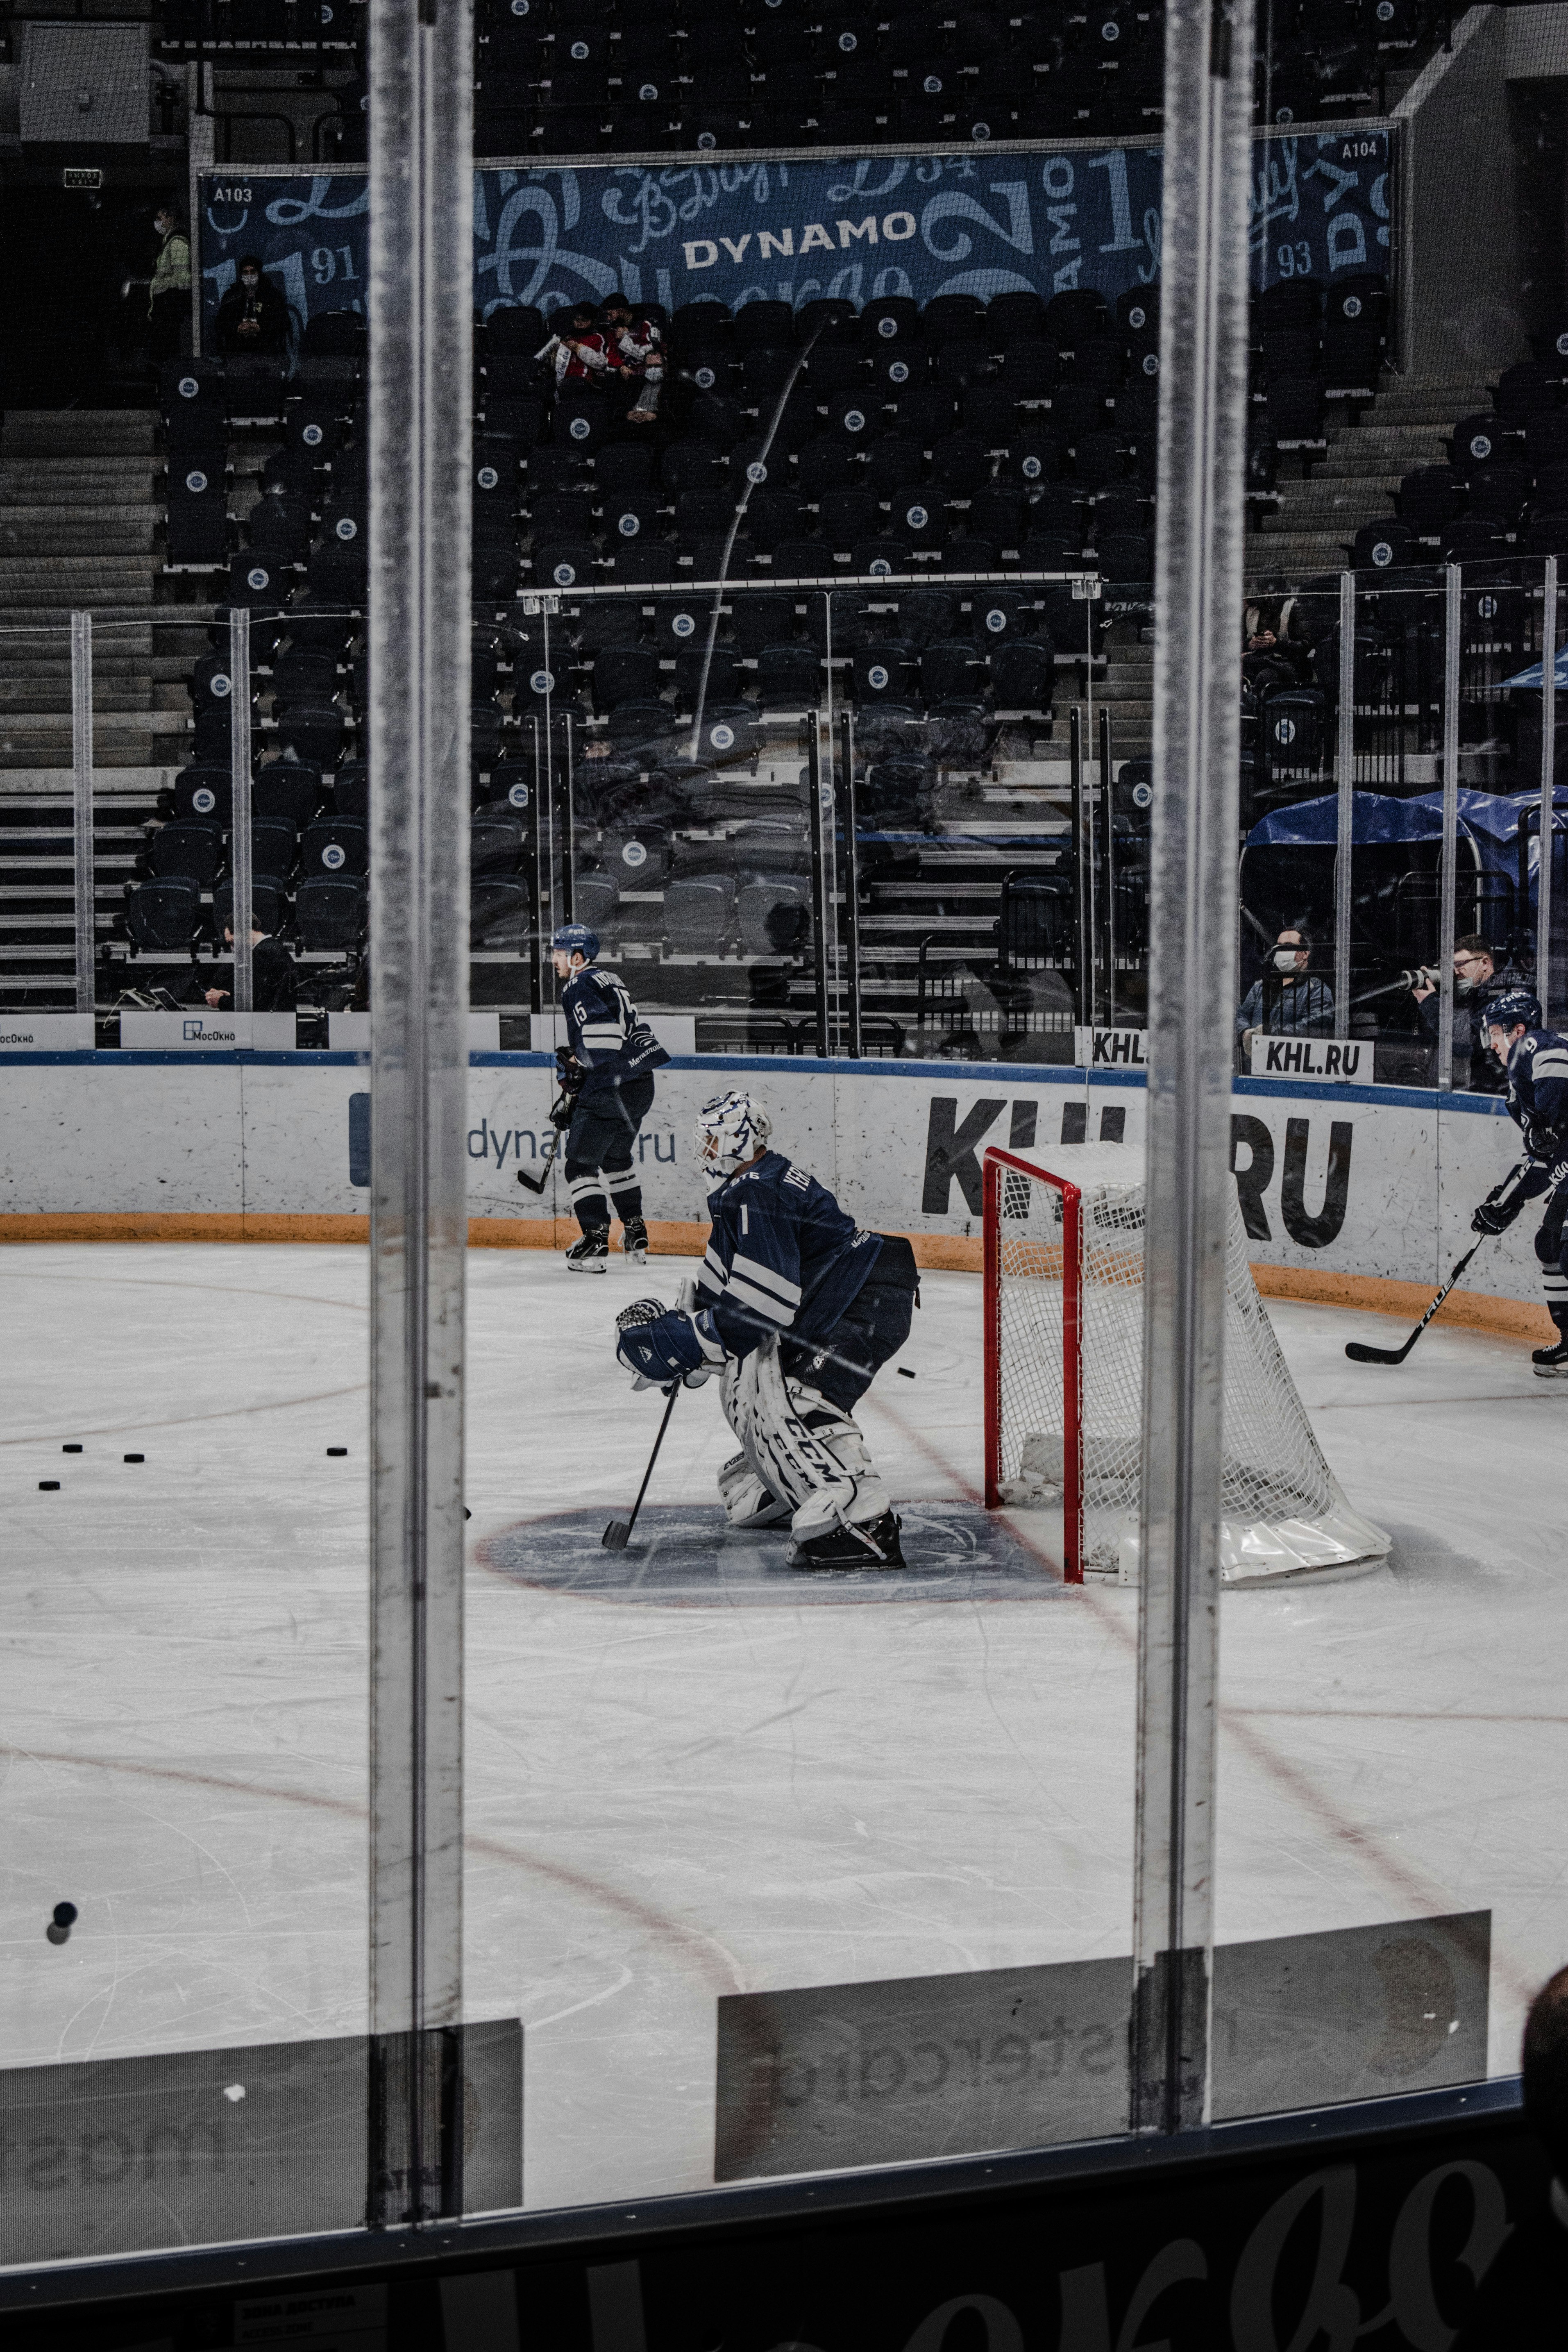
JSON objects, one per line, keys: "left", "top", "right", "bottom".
{"left": 694, "top": 1151, "right": 883, "bottom": 1359}
{"left": 561, "top": 963, "right": 668, "bottom": 1100}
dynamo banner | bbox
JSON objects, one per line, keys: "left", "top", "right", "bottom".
{"left": 198, "top": 130, "right": 1389, "bottom": 341}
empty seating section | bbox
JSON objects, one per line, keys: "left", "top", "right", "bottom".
{"left": 468, "top": 0, "right": 1445, "bottom": 157}
{"left": 133, "top": 311, "right": 375, "bottom": 985}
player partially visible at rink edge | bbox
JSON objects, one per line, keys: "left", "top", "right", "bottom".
{"left": 613, "top": 1092, "right": 922, "bottom": 1571}
{"left": 1470, "top": 990, "right": 1568, "bottom": 1377}
{"left": 550, "top": 922, "right": 669, "bottom": 1272}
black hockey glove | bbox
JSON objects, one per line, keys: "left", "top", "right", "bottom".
{"left": 548, "top": 1089, "right": 575, "bottom": 1131}
{"left": 1472, "top": 1164, "right": 1529, "bottom": 1235}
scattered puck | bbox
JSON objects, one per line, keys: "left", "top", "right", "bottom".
{"left": 897, "top": 1367, "right": 916, "bottom": 1379}
{"left": 46, "top": 1901, "right": 77, "bottom": 1947}
{"left": 39, "top": 1480, "right": 60, "bottom": 1491}
{"left": 62, "top": 1443, "right": 82, "bottom": 1454}
{"left": 327, "top": 1446, "right": 348, "bottom": 1457}
{"left": 123, "top": 1453, "right": 144, "bottom": 1464}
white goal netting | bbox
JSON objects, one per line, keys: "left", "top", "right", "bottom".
{"left": 984, "top": 1145, "right": 1390, "bottom": 1587}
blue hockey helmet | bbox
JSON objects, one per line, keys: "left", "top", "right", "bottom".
{"left": 1483, "top": 987, "right": 1541, "bottom": 1043}
{"left": 551, "top": 922, "right": 599, "bottom": 964}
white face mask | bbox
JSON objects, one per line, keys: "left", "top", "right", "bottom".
{"left": 1273, "top": 947, "right": 1301, "bottom": 973}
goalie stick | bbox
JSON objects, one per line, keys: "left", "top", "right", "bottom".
{"left": 1344, "top": 1240, "right": 1485, "bottom": 1366}
{"left": 604, "top": 1300, "right": 680, "bottom": 1550}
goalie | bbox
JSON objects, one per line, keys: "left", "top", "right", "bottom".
{"left": 1470, "top": 990, "right": 1568, "bottom": 1377}
{"left": 613, "top": 1091, "right": 919, "bottom": 1569}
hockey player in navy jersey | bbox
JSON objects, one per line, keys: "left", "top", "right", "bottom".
{"left": 1470, "top": 990, "right": 1568, "bottom": 1376}
{"left": 547, "top": 923, "right": 669, "bottom": 1273}
{"left": 613, "top": 1090, "right": 920, "bottom": 1569}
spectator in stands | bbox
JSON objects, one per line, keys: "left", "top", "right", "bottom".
{"left": 214, "top": 257, "right": 289, "bottom": 359}
{"left": 203, "top": 924, "right": 296, "bottom": 1014}
{"left": 551, "top": 305, "right": 611, "bottom": 393}
{"left": 601, "top": 295, "right": 665, "bottom": 425}
{"left": 1235, "top": 925, "right": 1334, "bottom": 1061}
{"left": 1409, "top": 933, "right": 1532, "bottom": 1093}
{"left": 1243, "top": 593, "right": 1313, "bottom": 688}
{"left": 1451, "top": 1961, "right": 1568, "bottom": 2344}
{"left": 145, "top": 203, "right": 192, "bottom": 362}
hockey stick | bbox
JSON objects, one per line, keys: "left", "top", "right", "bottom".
{"left": 1344, "top": 1241, "right": 1484, "bottom": 1366}
{"left": 603, "top": 1381, "right": 679, "bottom": 1551}
{"left": 515, "top": 1128, "right": 560, "bottom": 1197}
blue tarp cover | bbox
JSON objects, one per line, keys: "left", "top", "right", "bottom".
{"left": 1247, "top": 788, "right": 1568, "bottom": 872}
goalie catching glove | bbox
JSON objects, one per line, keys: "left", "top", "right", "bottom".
{"left": 615, "top": 1297, "right": 725, "bottom": 1390}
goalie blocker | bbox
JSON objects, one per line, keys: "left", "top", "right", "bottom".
{"left": 614, "top": 1091, "right": 919, "bottom": 1571}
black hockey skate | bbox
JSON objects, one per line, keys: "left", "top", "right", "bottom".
{"left": 565, "top": 1228, "right": 610, "bottom": 1274}
{"left": 791, "top": 1509, "right": 905, "bottom": 1572}
{"left": 1532, "top": 1336, "right": 1568, "bottom": 1378}
{"left": 620, "top": 1216, "right": 649, "bottom": 1265}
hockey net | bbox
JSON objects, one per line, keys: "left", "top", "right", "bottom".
{"left": 982, "top": 1145, "right": 1390, "bottom": 1587}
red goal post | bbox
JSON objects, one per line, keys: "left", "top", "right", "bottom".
{"left": 983, "top": 1146, "right": 1086, "bottom": 1583}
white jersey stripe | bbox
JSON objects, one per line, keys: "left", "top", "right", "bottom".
{"left": 726, "top": 1271, "right": 795, "bottom": 1325}
{"left": 730, "top": 1250, "right": 803, "bottom": 1306}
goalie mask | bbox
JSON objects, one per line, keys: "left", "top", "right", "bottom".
{"left": 694, "top": 1089, "right": 771, "bottom": 1179}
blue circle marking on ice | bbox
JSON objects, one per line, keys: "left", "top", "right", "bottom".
{"left": 479, "top": 1500, "right": 1068, "bottom": 1605}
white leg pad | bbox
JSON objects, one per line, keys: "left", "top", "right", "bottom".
{"left": 721, "top": 1345, "right": 889, "bottom": 1537}
{"left": 717, "top": 1451, "right": 792, "bottom": 1528}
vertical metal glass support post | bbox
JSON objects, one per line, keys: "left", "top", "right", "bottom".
{"left": 367, "top": 0, "right": 472, "bottom": 2231}
{"left": 1334, "top": 570, "right": 1355, "bottom": 1036}
{"left": 229, "top": 607, "right": 254, "bottom": 1014}
{"left": 807, "top": 717, "right": 831, "bottom": 1056}
{"left": 1539, "top": 556, "right": 1557, "bottom": 1026}
{"left": 70, "top": 613, "right": 95, "bottom": 1024}
{"left": 1070, "top": 706, "right": 1092, "bottom": 1028}
{"left": 1100, "top": 706, "right": 1116, "bottom": 1025}
{"left": 839, "top": 710, "right": 862, "bottom": 1058}
{"left": 1436, "top": 563, "right": 1461, "bottom": 1089}
{"left": 1132, "top": 0, "right": 1255, "bottom": 2137}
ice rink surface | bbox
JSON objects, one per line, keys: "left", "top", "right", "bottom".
{"left": 1, "top": 1239, "right": 1564, "bottom": 2210}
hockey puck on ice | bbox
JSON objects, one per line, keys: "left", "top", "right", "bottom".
{"left": 62, "top": 1443, "right": 82, "bottom": 1453}
{"left": 39, "top": 1480, "right": 59, "bottom": 1491}
{"left": 327, "top": 1446, "right": 348, "bottom": 1456}
{"left": 897, "top": 1367, "right": 915, "bottom": 1378}
{"left": 46, "top": 1901, "right": 77, "bottom": 1946}
{"left": 123, "top": 1453, "right": 144, "bottom": 1463}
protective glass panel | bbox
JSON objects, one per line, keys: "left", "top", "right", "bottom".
{"left": 0, "top": 598, "right": 377, "bottom": 2264}
{"left": 1213, "top": 9, "right": 1568, "bottom": 2148}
